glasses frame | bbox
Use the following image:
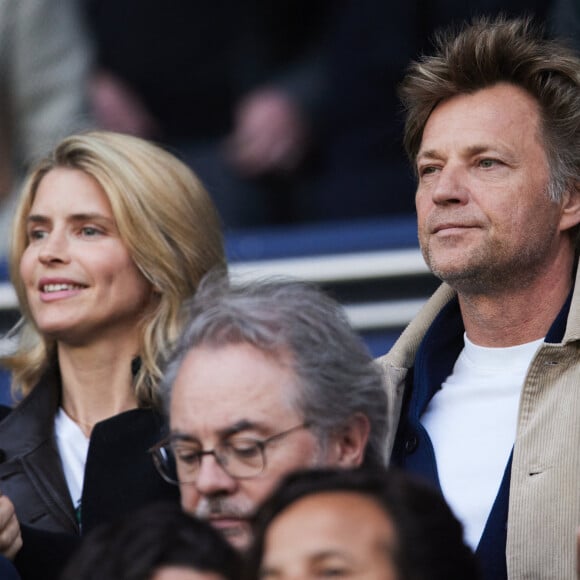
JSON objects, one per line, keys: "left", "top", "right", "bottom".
{"left": 149, "top": 422, "right": 310, "bottom": 485}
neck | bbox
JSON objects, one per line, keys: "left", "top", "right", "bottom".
{"left": 57, "top": 339, "right": 140, "bottom": 435}
{"left": 458, "top": 262, "right": 574, "bottom": 347}
{"left": 61, "top": 407, "right": 97, "bottom": 438}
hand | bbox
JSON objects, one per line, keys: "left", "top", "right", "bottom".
{"left": 225, "top": 88, "right": 309, "bottom": 176}
{"left": 0, "top": 494, "right": 22, "bottom": 560}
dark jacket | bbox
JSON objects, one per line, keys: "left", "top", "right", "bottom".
{"left": 379, "top": 278, "right": 580, "bottom": 579}
{"left": 0, "top": 555, "right": 20, "bottom": 580}
{"left": 0, "top": 368, "right": 179, "bottom": 579}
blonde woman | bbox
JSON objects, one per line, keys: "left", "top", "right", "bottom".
{"left": 0, "top": 131, "right": 225, "bottom": 579}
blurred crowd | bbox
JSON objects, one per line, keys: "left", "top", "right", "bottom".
{"left": 1, "top": 0, "right": 574, "bottom": 258}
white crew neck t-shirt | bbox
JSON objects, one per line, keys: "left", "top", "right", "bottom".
{"left": 421, "top": 333, "right": 543, "bottom": 550}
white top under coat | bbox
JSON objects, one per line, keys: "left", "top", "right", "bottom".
{"left": 421, "top": 333, "right": 543, "bottom": 550}
{"left": 54, "top": 407, "right": 89, "bottom": 520}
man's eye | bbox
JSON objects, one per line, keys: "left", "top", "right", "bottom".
{"left": 418, "top": 165, "right": 439, "bottom": 177}
{"left": 317, "top": 567, "right": 349, "bottom": 577}
{"left": 478, "top": 158, "right": 500, "bottom": 168}
{"left": 229, "top": 441, "right": 261, "bottom": 460}
{"left": 173, "top": 446, "right": 201, "bottom": 465}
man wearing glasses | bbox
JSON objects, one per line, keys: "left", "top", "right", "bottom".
{"left": 150, "top": 273, "right": 389, "bottom": 550}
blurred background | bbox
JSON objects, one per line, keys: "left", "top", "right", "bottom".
{"left": 0, "top": 0, "right": 576, "bottom": 404}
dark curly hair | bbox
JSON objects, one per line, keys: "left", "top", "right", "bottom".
{"left": 245, "top": 467, "right": 480, "bottom": 580}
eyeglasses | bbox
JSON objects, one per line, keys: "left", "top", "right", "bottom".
{"left": 149, "top": 423, "right": 310, "bottom": 485}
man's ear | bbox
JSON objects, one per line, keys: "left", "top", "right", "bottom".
{"left": 328, "top": 413, "right": 370, "bottom": 468}
{"left": 559, "top": 181, "right": 580, "bottom": 233}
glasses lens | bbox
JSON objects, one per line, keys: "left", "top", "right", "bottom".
{"left": 153, "top": 445, "right": 179, "bottom": 485}
{"left": 218, "top": 440, "right": 264, "bottom": 478}
{"left": 172, "top": 441, "right": 205, "bottom": 483}
{"left": 151, "top": 438, "right": 267, "bottom": 483}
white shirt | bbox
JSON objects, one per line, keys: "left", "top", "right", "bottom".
{"left": 54, "top": 407, "right": 89, "bottom": 520}
{"left": 421, "top": 334, "right": 543, "bottom": 549}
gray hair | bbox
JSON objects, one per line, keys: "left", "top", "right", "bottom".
{"left": 399, "top": 16, "right": 580, "bottom": 204}
{"left": 160, "top": 272, "right": 388, "bottom": 468}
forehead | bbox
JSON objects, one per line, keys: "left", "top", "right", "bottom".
{"left": 31, "top": 168, "right": 112, "bottom": 215}
{"left": 150, "top": 567, "right": 224, "bottom": 580}
{"left": 265, "top": 491, "right": 397, "bottom": 561}
{"left": 169, "top": 343, "right": 300, "bottom": 435}
{"left": 275, "top": 491, "right": 392, "bottom": 533}
{"left": 419, "top": 83, "right": 544, "bottom": 157}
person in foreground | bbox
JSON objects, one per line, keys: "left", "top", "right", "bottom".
{"left": 245, "top": 467, "right": 480, "bottom": 580}
{"left": 59, "top": 501, "right": 240, "bottom": 580}
{"left": 150, "top": 273, "right": 389, "bottom": 551}
{"left": 0, "top": 131, "right": 225, "bottom": 579}
{"left": 377, "top": 16, "right": 580, "bottom": 579}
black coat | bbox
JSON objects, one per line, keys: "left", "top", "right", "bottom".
{"left": 0, "top": 368, "right": 179, "bottom": 579}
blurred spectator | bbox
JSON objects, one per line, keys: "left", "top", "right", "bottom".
{"left": 550, "top": 0, "right": 580, "bottom": 50}
{"left": 82, "top": 0, "right": 332, "bottom": 229}
{"left": 0, "top": 0, "right": 92, "bottom": 258}
{"left": 59, "top": 501, "right": 240, "bottom": 580}
{"left": 245, "top": 467, "right": 480, "bottom": 580}
{"left": 82, "top": 1, "right": 554, "bottom": 228}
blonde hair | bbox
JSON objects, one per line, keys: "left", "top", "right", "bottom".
{"left": 5, "top": 131, "right": 226, "bottom": 406}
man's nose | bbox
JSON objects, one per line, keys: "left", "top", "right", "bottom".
{"left": 430, "top": 164, "right": 470, "bottom": 205}
{"left": 187, "top": 454, "right": 238, "bottom": 502}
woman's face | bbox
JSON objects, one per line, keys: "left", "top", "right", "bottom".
{"left": 19, "top": 168, "right": 153, "bottom": 346}
{"left": 259, "top": 491, "right": 399, "bottom": 580}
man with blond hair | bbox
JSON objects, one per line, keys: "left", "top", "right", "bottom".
{"left": 379, "top": 17, "right": 580, "bottom": 579}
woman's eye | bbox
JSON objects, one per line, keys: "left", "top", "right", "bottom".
{"left": 80, "top": 226, "right": 102, "bottom": 237}
{"left": 28, "top": 229, "right": 47, "bottom": 241}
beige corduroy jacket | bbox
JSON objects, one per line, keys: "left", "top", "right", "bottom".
{"left": 377, "top": 270, "right": 580, "bottom": 579}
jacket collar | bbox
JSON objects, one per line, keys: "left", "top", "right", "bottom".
{"left": 0, "top": 366, "right": 61, "bottom": 456}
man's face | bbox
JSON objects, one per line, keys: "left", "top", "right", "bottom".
{"left": 415, "top": 82, "right": 573, "bottom": 295}
{"left": 169, "top": 343, "right": 330, "bottom": 551}
{"left": 260, "top": 492, "right": 399, "bottom": 579}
